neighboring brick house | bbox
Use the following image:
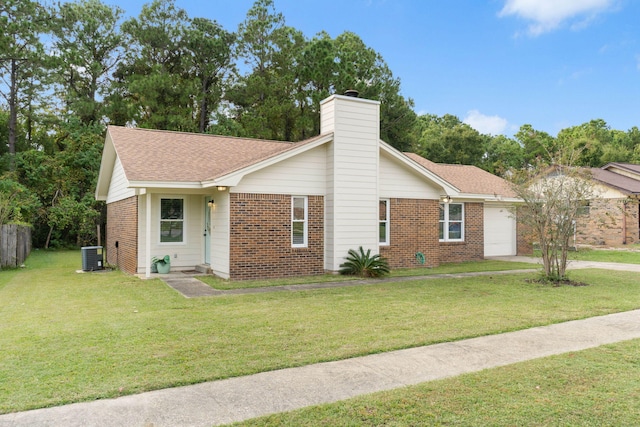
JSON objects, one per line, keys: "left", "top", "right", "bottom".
{"left": 574, "top": 163, "right": 640, "bottom": 246}
{"left": 95, "top": 94, "right": 522, "bottom": 280}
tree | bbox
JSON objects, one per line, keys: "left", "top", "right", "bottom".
{"left": 226, "top": 1, "right": 416, "bottom": 146}
{"left": 227, "top": 0, "right": 306, "bottom": 141}
{"left": 515, "top": 124, "right": 556, "bottom": 166}
{"left": 413, "top": 114, "right": 486, "bottom": 165}
{"left": 332, "top": 31, "right": 416, "bottom": 150}
{"left": 110, "top": 0, "right": 196, "bottom": 130}
{"left": 51, "top": 0, "right": 124, "bottom": 125}
{"left": 0, "top": 174, "right": 39, "bottom": 227}
{"left": 482, "top": 134, "right": 525, "bottom": 176}
{"left": 555, "top": 119, "right": 610, "bottom": 167}
{"left": 0, "top": 0, "right": 51, "bottom": 169}
{"left": 15, "top": 119, "right": 104, "bottom": 247}
{"left": 511, "top": 161, "right": 594, "bottom": 282}
{"left": 184, "top": 17, "right": 235, "bottom": 132}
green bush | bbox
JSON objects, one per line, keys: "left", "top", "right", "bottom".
{"left": 339, "top": 246, "right": 390, "bottom": 278}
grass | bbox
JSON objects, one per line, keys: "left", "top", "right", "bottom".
{"left": 1, "top": 250, "right": 640, "bottom": 415}
{"left": 570, "top": 247, "right": 640, "bottom": 264}
{"left": 235, "top": 339, "right": 640, "bottom": 426}
{"left": 199, "top": 259, "right": 537, "bottom": 290}
{"left": 534, "top": 247, "right": 640, "bottom": 264}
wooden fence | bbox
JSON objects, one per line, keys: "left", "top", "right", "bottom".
{"left": 0, "top": 224, "right": 32, "bottom": 268}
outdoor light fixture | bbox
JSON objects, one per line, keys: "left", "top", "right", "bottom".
{"left": 217, "top": 186, "right": 227, "bottom": 191}
{"left": 440, "top": 195, "right": 451, "bottom": 203}
{"left": 208, "top": 200, "right": 215, "bottom": 207}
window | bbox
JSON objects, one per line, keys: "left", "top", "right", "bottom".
{"left": 292, "top": 196, "right": 308, "bottom": 247}
{"left": 578, "top": 200, "right": 590, "bottom": 216}
{"left": 379, "top": 199, "right": 389, "bottom": 245}
{"left": 439, "top": 203, "right": 464, "bottom": 242}
{"left": 160, "top": 198, "right": 184, "bottom": 243}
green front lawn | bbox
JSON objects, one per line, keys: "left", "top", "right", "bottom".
{"left": 570, "top": 248, "right": 640, "bottom": 264}
{"left": 1, "top": 251, "right": 639, "bottom": 414}
{"left": 535, "top": 247, "right": 640, "bottom": 264}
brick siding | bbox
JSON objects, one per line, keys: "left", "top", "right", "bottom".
{"left": 106, "top": 196, "right": 138, "bottom": 274}
{"left": 516, "top": 208, "right": 534, "bottom": 256}
{"left": 575, "top": 198, "right": 640, "bottom": 246}
{"left": 380, "top": 198, "right": 440, "bottom": 268}
{"left": 229, "top": 193, "right": 324, "bottom": 280}
{"left": 439, "top": 202, "right": 484, "bottom": 263}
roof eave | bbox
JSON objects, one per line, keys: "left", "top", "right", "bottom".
{"left": 591, "top": 177, "right": 637, "bottom": 195}
{"left": 128, "top": 181, "right": 204, "bottom": 189}
{"left": 453, "top": 193, "right": 522, "bottom": 202}
{"left": 95, "top": 129, "right": 118, "bottom": 200}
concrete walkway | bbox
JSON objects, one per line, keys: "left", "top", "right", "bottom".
{"left": 2, "top": 310, "right": 640, "bottom": 427}
{"left": 161, "top": 268, "right": 538, "bottom": 298}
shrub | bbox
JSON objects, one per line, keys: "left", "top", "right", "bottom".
{"left": 339, "top": 246, "right": 390, "bottom": 278}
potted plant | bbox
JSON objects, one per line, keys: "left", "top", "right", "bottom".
{"left": 152, "top": 255, "right": 171, "bottom": 274}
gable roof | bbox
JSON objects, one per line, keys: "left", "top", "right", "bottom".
{"left": 106, "top": 126, "right": 329, "bottom": 184}
{"left": 404, "top": 153, "right": 517, "bottom": 198}
{"left": 591, "top": 167, "right": 640, "bottom": 195}
{"left": 97, "top": 126, "right": 515, "bottom": 201}
{"left": 601, "top": 162, "right": 640, "bottom": 180}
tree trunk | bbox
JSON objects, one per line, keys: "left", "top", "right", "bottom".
{"left": 199, "top": 79, "right": 209, "bottom": 133}
{"left": 8, "top": 59, "right": 19, "bottom": 170}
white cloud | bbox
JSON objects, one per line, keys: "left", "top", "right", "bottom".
{"left": 499, "top": 0, "right": 616, "bottom": 36}
{"left": 463, "top": 110, "right": 508, "bottom": 135}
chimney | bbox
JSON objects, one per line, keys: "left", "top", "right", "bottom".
{"left": 319, "top": 93, "right": 381, "bottom": 272}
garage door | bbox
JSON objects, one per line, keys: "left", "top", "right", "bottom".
{"left": 484, "top": 205, "right": 516, "bottom": 256}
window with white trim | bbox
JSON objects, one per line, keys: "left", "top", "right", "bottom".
{"left": 439, "top": 202, "right": 464, "bottom": 242}
{"left": 292, "top": 196, "right": 308, "bottom": 247}
{"left": 160, "top": 198, "right": 184, "bottom": 243}
{"left": 379, "top": 199, "right": 389, "bottom": 245}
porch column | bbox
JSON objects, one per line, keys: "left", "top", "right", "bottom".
{"left": 145, "top": 191, "right": 151, "bottom": 278}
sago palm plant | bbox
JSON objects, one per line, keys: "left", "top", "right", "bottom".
{"left": 339, "top": 246, "right": 390, "bottom": 278}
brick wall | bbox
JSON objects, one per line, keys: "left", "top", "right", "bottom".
{"left": 380, "top": 198, "right": 440, "bottom": 268}
{"left": 229, "top": 193, "right": 324, "bottom": 280}
{"left": 575, "top": 198, "right": 640, "bottom": 246}
{"left": 439, "top": 202, "right": 484, "bottom": 263}
{"left": 106, "top": 196, "right": 138, "bottom": 274}
{"left": 516, "top": 208, "right": 534, "bottom": 255}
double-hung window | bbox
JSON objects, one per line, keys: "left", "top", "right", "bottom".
{"left": 379, "top": 199, "right": 390, "bottom": 245}
{"left": 292, "top": 196, "right": 308, "bottom": 247}
{"left": 439, "top": 203, "right": 464, "bottom": 242}
{"left": 160, "top": 198, "right": 184, "bottom": 243}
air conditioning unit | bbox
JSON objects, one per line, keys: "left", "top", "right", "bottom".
{"left": 81, "top": 246, "right": 103, "bottom": 271}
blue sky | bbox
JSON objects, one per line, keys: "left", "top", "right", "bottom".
{"left": 113, "top": 0, "right": 639, "bottom": 137}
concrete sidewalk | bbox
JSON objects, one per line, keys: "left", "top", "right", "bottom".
{"left": 2, "top": 309, "right": 640, "bottom": 427}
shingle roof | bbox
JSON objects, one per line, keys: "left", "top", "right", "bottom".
{"left": 107, "top": 126, "right": 328, "bottom": 183}
{"left": 591, "top": 167, "right": 640, "bottom": 195}
{"left": 404, "top": 153, "right": 517, "bottom": 198}
{"left": 602, "top": 162, "right": 640, "bottom": 177}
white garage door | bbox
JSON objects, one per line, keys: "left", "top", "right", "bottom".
{"left": 484, "top": 205, "right": 516, "bottom": 257}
